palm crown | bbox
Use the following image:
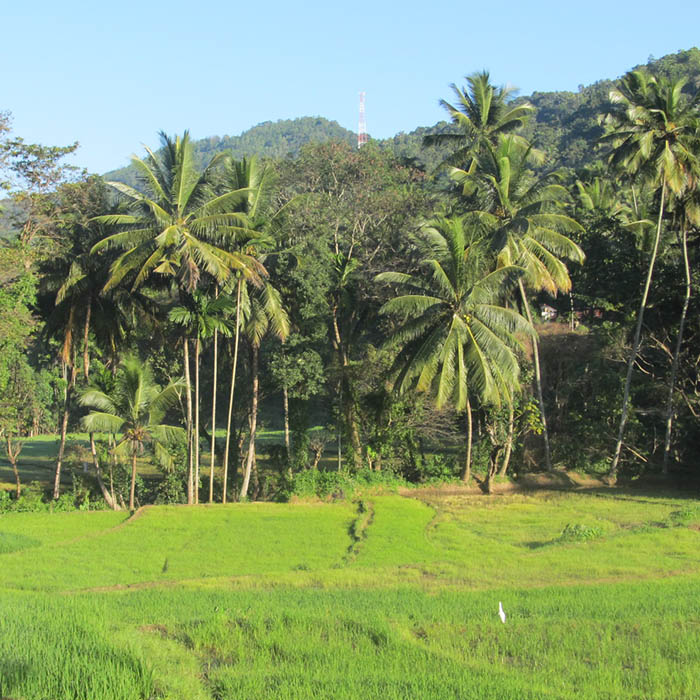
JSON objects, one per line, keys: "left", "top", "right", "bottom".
{"left": 377, "top": 215, "right": 533, "bottom": 410}
{"left": 603, "top": 70, "right": 700, "bottom": 196}
{"left": 92, "top": 131, "right": 264, "bottom": 293}
{"left": 425, "top": 71, "right": 534, "bottom": 171}
{"left": 454, "top": 135, "right": 585, "bottom": 295}
{"left": 80, "top": 355, "right": 185, "bottom": 510}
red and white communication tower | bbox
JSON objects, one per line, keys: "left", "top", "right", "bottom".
{"left": 358, "top": 91, "right": 368, "bottom": 148}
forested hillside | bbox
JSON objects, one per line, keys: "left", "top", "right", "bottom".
{"left": 104, "top": 117, "right": 356, "bottom": 187}
{"left": 102, "top": 48, "right": 700, "bottom": 185}
{"left": 383, "top": 48, "right": 700, "bottom": 173}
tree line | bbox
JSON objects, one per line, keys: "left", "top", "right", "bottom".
{"left": 1, "top": 64, "right": 698, "bottom": 509}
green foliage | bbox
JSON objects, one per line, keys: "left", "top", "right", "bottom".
{"left": 378, "top": 215, "right": 532, "bottom": 410}
{"left": 290, "top": 468, "right": 406, "bottom": 500}
{"left": 104, "top": 117, "right": 356, "bottom": 188}
{"left": 0, "top": 478, "right": 104, "bottom": 514}
{"left": 667, "top": 506, "right": 700, "bottom": 526}
{"left": 0, "top": 246, "right": 37, "bottom": 413}
{"left": 425, "top": 70, "right": 534, "bottom": 172}
{"left": 412, "top": 453, "right": 460, "bottom": 482}
{"left": 557, "top": 522, "right": 604, "bottom": 543}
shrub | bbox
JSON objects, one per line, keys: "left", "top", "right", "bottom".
{"left": 667, "top": 506, "right": 700, "bottom": 526}
{"left": 557, "top": 523, "right": 603, "bottom": 543}
{"left": 290, "top": 468, "right": 406, "bottom": 500}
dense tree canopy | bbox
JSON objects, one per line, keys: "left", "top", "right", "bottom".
{"left": 2, "top": 49, "right": 700, "bottom": 509}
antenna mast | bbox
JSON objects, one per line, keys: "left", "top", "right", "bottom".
{"left": 358, "top": 91, "right": 368, "bottom": 148}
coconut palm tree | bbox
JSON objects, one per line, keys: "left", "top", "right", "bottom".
{"left": 215, "top": 156, "right": 277, "bottom": 503}
{"left": 602, "top": 70, "right": 700, "bottom": 479}
{"left": 80, "top": 355, "right": 185, "bottom": 511}
{"left": 39, "top": 177, "right": 149, "bottom": 505}
{"left": 424, "top": 71, "right": 533, "bottom": 172}
{"left": 92, "top": 132, "right": 264, "bottom": 503}
{"left": 239, "top": 280, "right": 289, "bottom": 500}
{"left": 376, "top": 215, "right": 533, "bottom": 487}
{"left": 169, "top": 289, "right": 234, "bottom": 503}
{"left": 452, "top": 135, "right": 585, "bottom": 470}
{"left": 662, "top": 176, "right": 699, "bottom": 473}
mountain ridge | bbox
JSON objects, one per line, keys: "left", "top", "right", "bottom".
{"left": 104, "top": 47, "right": 700, "bottom": 185}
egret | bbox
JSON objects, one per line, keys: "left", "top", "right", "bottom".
{"left": 498, "top": 601, "right": 506, "bottom": 623}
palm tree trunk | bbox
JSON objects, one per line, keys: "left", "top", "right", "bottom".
{"left": 83, "top": 297, "right": 92, "bottom": 378}
{"left": 337, "top": 382, "right": 343, "bottom": 471}
{"left": 53, "top": 360, "right": 77, "bottom": 499}
{"left": 610, "top": 179, "right": 666, "bottom": 481}
{"left": 283, "top": 384, "right": 291, "bottom": 461}
{"left": 461, "top": 398, "right": 472, "bottom": 483}
{"left": 223, "top": 279, "right": 242, "bottom": 504}
{"left": 499, "top": 401, "right": 515, "bottom": 477}
{"left": 209, "top": 327, "right": 218, "bottom": 503}
{"left": 240, "top": 344, "right": 259, "bottom": 500}
{"left": 82, "top": 300, "right": 119, "bottom": 510}
{"left": 662, "top": 224, "right": 691, "bottom": 474}
{"left": 485, "top": 446, "right": 500, "bottom": 495}
{"left": 89, "top": 437, "right": 118, "bottom": 510}
{"left": 7, "top": 438, "right": 22, "bottom": 499}
{"left": 251, "top": 442, "right": 259, "bottom": 499}
{"left": 108, "top": 432, "right": 116, "bottom": 505}
{"left": 183, "top": 336, "right": 194, "bottom": 504}
{"left": 332, "top": 308, "right": 362, "bottom": 471}
{"left": 129, "top": 450, "right": 137, "bottom": 512}
{"left": 518, "top": 280, "right": 552, "bottom": 471}
{"left": 194, "top": 336, "right": 201, "bottom": 504}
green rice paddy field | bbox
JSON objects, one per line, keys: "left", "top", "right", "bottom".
{"left": 1, "top": 490, "right": 699, "bottom": 699}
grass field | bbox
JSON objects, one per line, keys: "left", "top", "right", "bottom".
{"left": 1, "top": 489, "right": 699, "bottom": 698}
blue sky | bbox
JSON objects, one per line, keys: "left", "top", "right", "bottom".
{"left": 3, "top": 0, "right": 698, "bottom": 174}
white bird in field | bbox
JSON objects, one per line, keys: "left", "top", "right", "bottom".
{"left": 498, "top": 601, "right": 506, "bottom": 623}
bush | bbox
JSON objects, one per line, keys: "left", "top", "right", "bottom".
{"left": 154, "top": 471, "right": 186, "bottom": 504}
{"left": 415, "top": 454, "right": 460, "bottom": 483}
{"left": 290, "top": 468, "right": 406, "bottom": 500}
{"left": 557, "top": 523, "right": 603, "bottom": 543}
{"left": 667, "top": 506, "right": 700, "bottom": 526}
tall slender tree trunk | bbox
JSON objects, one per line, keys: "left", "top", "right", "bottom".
{"left": 83, "top": 298, "right": 92, "bottom": 380}
{"left": 283, "top": 384, "right": 291, "bottom": 462}
{"left": 610, "top": 179, "right": 666, "bottom": 481}
{"left": 108, "top": 432, "right": 117, "bottom": 506}
{"left": 7, "top": 438, "right": 22, "bottom": 498}
{"left": 499, "top": 401, "right": 515, "bottom": 477}
{"left": 194, "top": 336, "right": 201, "bottom": 504}
{"left": 518, "top": 280, "right": 552, "bottom": 471}
{"left": 337, "top": 382, "right": 343, "bottom": 472}
{"left": 240, "top": 344, "right": 259, "bottom": 500}
{"left": 129, "top": 450, "right": 137, "bottom": 512}
{"left": 343, "top": 386, "right": 363, "bottom": 471}
{"left": 461, "top": 398, "right": 472, "bottom": 483}
{"left": 53, "top": 360, "right": 77, "bottom": 499}
{"left": 88, "top": 435, "right": 118, "bottom": 510}
{"left": 662, "top": 224, "right": 691, "bottom": 474}
{"left": 183, "top": 336, "right": 194, "bottom": 504}
{"left": 223, "top": 279, "right": 242, "bottom": 504}
{"left": 251, "top": 442, "right": 259, "bottom": 499}
{"left": 209, "top": 327, "right": 218, "bottom": 503}
{"left": 332, "top": 307, "right": 362, "bottom": 471}
{"left": 82, "top": 301, "right": 119, "bottom": 510}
